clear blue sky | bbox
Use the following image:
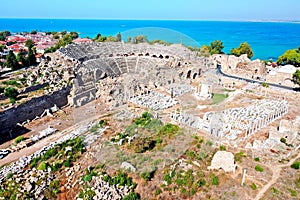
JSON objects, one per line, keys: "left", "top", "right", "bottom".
{"left": 1, "top": 0, "right": 299, "bottom": 21}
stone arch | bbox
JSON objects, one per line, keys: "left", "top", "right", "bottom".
{"left": 187, "top": 70, "right": 192, "bottom": 79}
{"left": 193, "top": 73, "right": 198, "bottom": 79}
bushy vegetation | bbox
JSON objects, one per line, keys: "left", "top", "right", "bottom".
{"left": 230, "top": 42, "right": 254, "bottom": 58}
{"left": 93, "top": 33, "right": 122, "bottom": 43}
{"left": 115, "top": 112, "right": 180, "bottom": 153}
{"left": 79, "top": 168, "right": 139, "bottom": 200}
{"left": 250, "top": 183, "right": 257, "bottom": 190}
{"left": 0, "top": 30, "right": 11, "bottom": 41}
{"left": 280, "top": 137, "right": 293, "bottom": 147}
{"left": 14, "top": 135, "right": 25, "bottom": 144}
{"left": 277, "top": 47, "right": 300, "bottom": 67}
{"left": 45, "top": 33, "right": 74, "bottom": 53}
{"left": 261, "top": 82, "right": 269, "bottom": 88}
{"left": 293, "top": 70, "right": 300, "bottom": 86}
{"left": 29, "top": 137, "right": 85, "bottom": 170}
{"left": 123, "top": 192, "right": 141, "bottom": 200}
{"left": 255, "top": 165, "right": 264, "bottom": 172}
{"left": 291, "top": 161, "right": 300, "bottom": 170}
{"left": 4, "top": 87, "right": 18, "bottom": 103}
{"left": 140, "top": 171, "right": 155, "bottom": 181}
{"left": 234, "top": 151, "right": 246, "bottom": 163}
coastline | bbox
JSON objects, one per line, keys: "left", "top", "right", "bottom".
{"left": 1, "top": 19, "right": 300, "bottom": 60}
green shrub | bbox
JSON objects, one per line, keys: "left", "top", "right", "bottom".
{"left": 83, "top": 174, "right": 93, "bottom": 182}
{"left": 255, "top": 165, "right": 264, "bottom": 172}
{"left": 6, "top": 172, "right": 13, "bottom": 179}
{"left": 262, "top": 82, "right": 269, "bottom": 87}
{"left": 291, "top": 161, "right": 300, "bottom": 170}
{"left": 14, "top": 136, "right": 25, "bottom": 144}
{"left": 197, "top": 179, "right": 206, "bottom": 187}
{"left": 63, "top": 159, "right": 71, "bottom": 167}
{"left": 220, "top": 145, "right": 226, "bottom": 151}
{"left": 37, "top": 161, "right": 48, "bottom": 171}
{"left": 234, "top": 151, "right": 246, "bottom": 162}
{"left": 272, "top": 187, "right": 279, "bottom": 195}
{"left": 206, "top": 140, "right": 213, "bottom": 146}
{"left": 209, "top": 173, "right": 219, "bottom": 186}
{"left": 154, "top": 189, "right": 162, "bottom": 195}
{"left": 250, "top": 183, "right": 257, "bottom": 190}
{"left": 254, "top": 157, "right": 260, "bottom": 162}
{"left": 51, "top": 162, "right": 62, "bottom": 171}
{"left": 49, "top": 180, "right": 60, "bottom": 189}
{"left": 99, "top": 119, "right": 108, "bottom": 128}
{"left": 140, "top": 171, "right": 152, "bottom": 181}
{"left": 212, "top": 176, "right": 219, "bottom": 185}
{"left": 122, "top": 192, "right": 140, "bottom": 200}
{"left": 164, "top": 174, "right": 172, "bottom": 185}
{"left": 288, "top": 188, "right": 297, "bottom": 197}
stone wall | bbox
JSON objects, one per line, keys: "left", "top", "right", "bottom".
{"left": 0, "top": 86, "right": 71, "bottom": 135}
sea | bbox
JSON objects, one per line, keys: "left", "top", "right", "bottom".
{"left": 1, "top": 18, "right": 300, "bottom": 60}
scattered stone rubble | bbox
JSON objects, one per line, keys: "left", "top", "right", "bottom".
{"left": 204, "top": 99, "right": 288, "bottom": 138}
{"left": 129, "top": 91, "right": 178, "bottom": 110}
{"left": 170, "top": 112, "right": 204, "bottom": 130}
{"left": 171, "top": 99, "right": 288, "bottom": 141}
{"left": 77, "top": 175, "right": 131, "bottom": 200}
{"left": 0, "top": 123, "right": 90, "bottom": 183}
{"left": 8, "top": 167, "right": 55, "bottom": 199}
{"left": 208, "top": 151, "right": 236, "bottom": 173}
{"left": 167, "top": 84, "right": 194, "bottom": 97}
{"left": 120, "top": 162, "right": 136, "bottom": 172}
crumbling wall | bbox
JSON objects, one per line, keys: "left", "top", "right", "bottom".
{"left": 0, "top": 86, "right": 71, "bottom": 135}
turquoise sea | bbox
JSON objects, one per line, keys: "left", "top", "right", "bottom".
{"left": 1, "top": 18, "right": 300, "bottom": 60}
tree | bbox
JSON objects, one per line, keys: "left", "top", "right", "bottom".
{"left": 210, "top": 40, "right": 224, "bottom": 54}
{"left": 25, "top": 39, "right": 34, "bottom": 49}
{"left": 277, "top": 49, "right": 300, "bottom": 67}
{"left": 4, "top": 87, "right": 18, "bottom": 103}
{"left": 116, "top": 32, "right": 122, "bottom": 42}
{"left": 134, "top": 35, "right": 148, "bottom": 44}
{"left": 27, "top": 48, "right": 37, "bottom": 66}
{"left": 0, "top": 30, "right": 11, "bottom": 41}
{"left": 30, "top": 30, "right": 37, "bottom": 34}
{"left": 61, "top": 30, "right": 67, "bottom": 35}
{"left": 70, "top": 31, "right": 79, "bottom": 39}
{"left": 293, "top": 70, "right": 300, "bottom": 85}
{"left": 16, "top": 52, "right": 27, "bottom": 67}
{"left": 5, "top": 50, "right": 20, "bottom": 70}
{"left": 0, "top": 45, "right": 4, "bottom": 52}
{"left": 25, "top": 39, "right": 36, "bottom": 66}
{"left": 199, "top": 45, "right": 211, "bottom": 57}
{"left": 128, "top": 37, "right": 132, "bottom": 43}
{"left": 230, "top": 42, "right": 254, "bottom": 58}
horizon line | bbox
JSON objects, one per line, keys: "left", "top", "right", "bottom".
{"left": 0, "top": 17, "right": 300, "bottom": 23}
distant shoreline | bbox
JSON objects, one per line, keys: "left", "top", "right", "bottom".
{"left": 0, "top": 18, "right": 300, "bottom": 23}
{"left": 1, "top": 19, "right": 300, "bottom": 60}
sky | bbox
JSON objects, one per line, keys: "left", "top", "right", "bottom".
{"left": 1, "top": 0, "right": 300, "bottom": 21}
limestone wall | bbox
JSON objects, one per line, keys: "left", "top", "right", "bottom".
{"left": 0, "top": 86, "right": 71, "bottom": 135}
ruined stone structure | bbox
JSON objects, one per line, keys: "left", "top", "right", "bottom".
{"left": 208, "top": 151, "right": 236, "bottom": 173}
{"left": 57, "top": 42, "right": 213, "bottom": 108}
{"left": 213, "top": 54, "right": 266, "bottom": 80}
{"left": 171, "top": 99, "right": 288, "bottom": 140}
{"left": 0, "top": 87, "right": 70, "bottom": 136}
{"left": 204, "top": 99, "right": 288, "bottom": 139}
